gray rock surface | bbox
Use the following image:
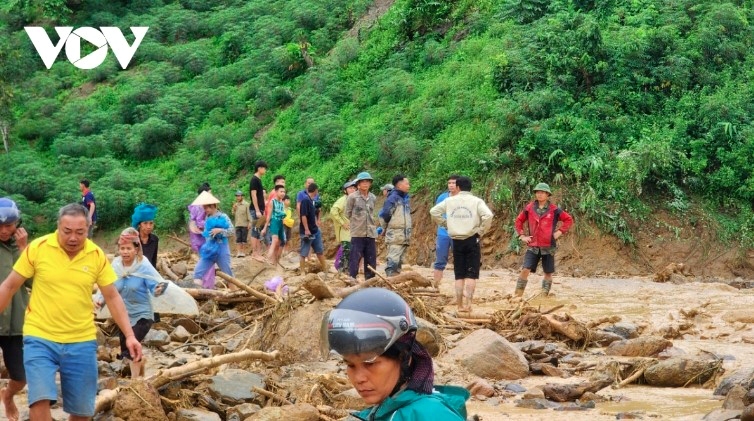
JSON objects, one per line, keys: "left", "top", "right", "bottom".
{"left": 446, "top": 329, "right": 529, "bottom": 380}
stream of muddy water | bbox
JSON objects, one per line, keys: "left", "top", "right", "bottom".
{"left": 454, "top": 270, "right": 753, "bottom": 420}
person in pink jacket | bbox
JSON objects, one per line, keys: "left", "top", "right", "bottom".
{"left": 514, "top": 183, "right": 573, "bottom": 297}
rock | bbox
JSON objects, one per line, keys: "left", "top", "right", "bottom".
{"left": 723, "top": 310, "right": 754, "bottom": 324}
{"left": 244, "top": 403, "right": 319, "bottom": 421}
{"left": 592, "top": 330, "right": 624, "bottom": 346}
{"left": 604, "top": 322, "right": 639, "bottom": 339}
{"left": 522, "top": 388, "right": 544, "bottom": 399}
{"left": 605, "top": 336, "right": 672, "bottom": 357}
{"left": 644, "top": 358, "right": 718, "bottom": 387}
{"left": 446, "top": 329, "right": 529, "bottom": 380}
{"left": 702, "top": 408, "right": 745, "bottom": 421}
{"left": 98, "top": 376, "right": 118, "bottom": 392}
{"left": 467, "top": 378, "right": 495, "bottom": 397}
{"left": 172, "top": 318, "right": 202, "bottom": 334}
{"left": 175, "top": 409, "right": 221, "bottom": 421}
{"left": 217, "top": 323, "right": 243, "bottom": 336}
{"left": 208, "top": 369, "right": 266, "bottom": 405}
{"left": 271, "top": 300, "right": 333, "bottom": 363}
{"left": 742, "top": 404, "right": 754, "bottom": 421}
{"left": 715, "top": 368, "right": 754, "bottom": 396}
{"left": 515, "top": 398, "right": 561, "bottom": 409}
{"left": 332, "top": 388, "right": 368, "bottom": 410}
{"left": 168, "top": 358, "right": 187, "bottom": 368}
{"left": 113, "top": 380, "right": 168, "bottom": 420}
{"left": 170, "top": 325, "right": 191, "bottom": 342}
{"left": 143, "top": 329, "right": 171, "bottom": 347}
{"left": 745, "top": 389, "right": 754, "bottom": 406}
{"left": 541, "top": 364, "right": 566, "bottom": 378}
{"left": 225, "top": 338, "right": 243, "bottom": 353}
{"left": 615, "top": 411, "right": 645, "bottom": 419}
{"left": 227, "top": 403, "right": 261, "bottom": 421}
{"left": 723, "top": 385, "right": 748, "bottom": 410}
{"left": 505, "top": 383, "right": 527, "bottom": 393}
{"left": 171, "top": 262, "right": 188, "bottom": 277}
{"left": 580, "top": 391, "right": 606, "bottom": 403}
{"left": 415, "top": 317, "right": 441, "bottom": 357}
{"left": 210, "top": 345, "right": 225, "bottom": 356}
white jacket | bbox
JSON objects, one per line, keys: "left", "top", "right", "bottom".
{"left": 430, "top": 192, "right": 493, "bottom": 240}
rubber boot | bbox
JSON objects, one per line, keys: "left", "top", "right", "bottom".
{"left": 515, "top": 278, "right": 528, "bottom": 297}
{"left": 542, "top": 279, "right": 552, "bottom": 295}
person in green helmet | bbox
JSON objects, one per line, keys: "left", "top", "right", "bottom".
{"left": 513, "top": 182, "right": 573, "bottom": 296}
{"left": 321, "top": 288, "right": 469, "bottom": 421}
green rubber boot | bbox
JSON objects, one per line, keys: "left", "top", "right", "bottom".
{"left": 542, "top": 279, "right": 552, "bottom": 295}
{"left": 515, "top": 279, "right": 528, "bottom": 297}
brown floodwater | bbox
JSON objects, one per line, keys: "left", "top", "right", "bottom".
{"left": 444, "top": 269, "right": 754, "bottom": 420}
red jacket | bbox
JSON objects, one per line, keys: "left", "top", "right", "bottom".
{"left": 514, "top": 202, "right": 573, "bottom": 248}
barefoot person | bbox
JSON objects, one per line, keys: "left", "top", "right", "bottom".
{"left": 513, "top": 182, "right": 573, "bottom": 296}
{"left": 0, "top": 198, "right": 29, "bottom": 421}
{"left": 330, "top": 179, "right": 356, "bottom": 274}
{"left": 0, "top": 203, "right": 141, "bottom": 421}
{"left": 430, "top": 176, "right": 493, "bottom": 312}
{"left": 95, "top": 227, "right": 166, "bottom": 378}
{"left": 192, "top": 191, "right": 234, "bottom": 289}
{"left": 432, "top": 175, "right": 460, "bottom": 288}
{"left": 321, "top": 288, "right": 469, "bottom": 420}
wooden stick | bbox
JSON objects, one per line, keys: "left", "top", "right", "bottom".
{"left": 252, "top": 386, "right": 294, "bottom": 405}
{"left": 456, "top": 318, "right": 491, "bottom": 324}
{"left": 216, "top": 271, "right": 278, "bottom": 304}
{"left": 94, "top": 349, "right": 279, "bottom": 414}
{"left": 613, "top": 367, "right": 646, "bottom": 389}
{"left": 168, "top": 234, "right": 192, "bottom": 248}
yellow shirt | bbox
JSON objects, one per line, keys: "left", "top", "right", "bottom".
{"left": 13, "top": 232, "right": 117, "bottom": 343}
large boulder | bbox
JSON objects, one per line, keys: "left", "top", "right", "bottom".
{"left": 447, "top": 329, "right": 529, "bottom": 380}
{"left": 271, "top": 300, "right": 333, "bottom": 363}
{"left": 723, "top": 385, "right": 748, "bottom": 410}
{"left": 605, "top": 336, "right": 672, "bottom": 357}
{"left": 644, "top": 358, "right": 718, "bottom": 387}
{"left": 244, "top": 403, "right": 319, "bottom": 421}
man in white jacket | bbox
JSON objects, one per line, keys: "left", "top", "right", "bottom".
{"left": 430, "top": 176, "right": 493, "bottom": 312}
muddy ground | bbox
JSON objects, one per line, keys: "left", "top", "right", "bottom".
{"left": 2, "top": 248, "right": 752, "bottom": 420}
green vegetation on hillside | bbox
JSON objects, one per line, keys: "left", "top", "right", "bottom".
{"left": 0, "top": 0, "right": 753, "bottom": 250}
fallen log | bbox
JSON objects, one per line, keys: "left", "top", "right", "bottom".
{"left": 95, "top": 349, "right": 280, "bottom": 414}
{"left": 252, "top": 386, "right": 294, "bottom": 405}
{"left": 157, "top": 258, "right": 181, "bottom": 281}
{"left": 302, "top": 274, "right": 336, "bottom": 299}
{"left": 216, "top": 271, "right": 279, "bottom": 304}
{"left": 367, "top": 266, "right": 432, "bottom": 288}
{"left": 541, "top": 314, "right": 589, "bottom": 342}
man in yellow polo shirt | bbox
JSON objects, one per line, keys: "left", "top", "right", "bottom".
{"left": 0, "top": 204, "right": 141, "bottom": 420}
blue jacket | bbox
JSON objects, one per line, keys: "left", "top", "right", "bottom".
{"left": 352, "top": 385, "right": 468, "bottom": 421}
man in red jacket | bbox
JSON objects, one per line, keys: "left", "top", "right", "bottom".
{"left": 514, "top": 183, "right": 573, "bottom": 296}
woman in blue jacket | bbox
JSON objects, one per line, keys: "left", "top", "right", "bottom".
{"left": 322, "top": 288, "right": 468, "bottom": 421}
{"left": 96, "top": 227, "right": 166, "bottom": 378}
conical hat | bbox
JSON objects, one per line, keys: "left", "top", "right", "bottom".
{"left": 191, "top": 191, "right": 220, "bottom": 206}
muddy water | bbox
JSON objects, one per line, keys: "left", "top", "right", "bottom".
{"left": 442, "top": 269, "right": 754, "bottom": 420}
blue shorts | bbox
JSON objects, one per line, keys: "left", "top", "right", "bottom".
{"left": 433, "top": 234, "right": 452, "bottom": 270}
{"left": 24, "top": 336, "right": 98, "bottom": 417}
{"left": 300, "top": 230, "right": 324, "bottom": 256}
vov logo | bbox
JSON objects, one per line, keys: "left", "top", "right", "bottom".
{"left": 24, "top": 27, "right": 148, "bottom": 70}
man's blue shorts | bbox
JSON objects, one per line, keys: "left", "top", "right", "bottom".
{"left": 300, "top": 230, "right": 324, "bottom": 256}
{"left": 24, "top": 336, "right": 98, "bottom": 417}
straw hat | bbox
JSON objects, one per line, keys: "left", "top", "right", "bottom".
{"left": 191, "top": 191, "right": 220, "bottom": 206}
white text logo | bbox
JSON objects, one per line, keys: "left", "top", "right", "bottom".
{"left": 25, "top": 27, "right": 148, "bottom": 70}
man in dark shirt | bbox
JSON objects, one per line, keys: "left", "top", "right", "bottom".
{"left": 299, "top": 183, "right": 326, "bottom": 274}
{"left": 131, "top": 203, "right": 159, "bottom": 268}
{"left": 248, "top": 160, "right": 267, "bottom": 260}
{"left": 80, "top": 179, "right": 97, "bottom": 238}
